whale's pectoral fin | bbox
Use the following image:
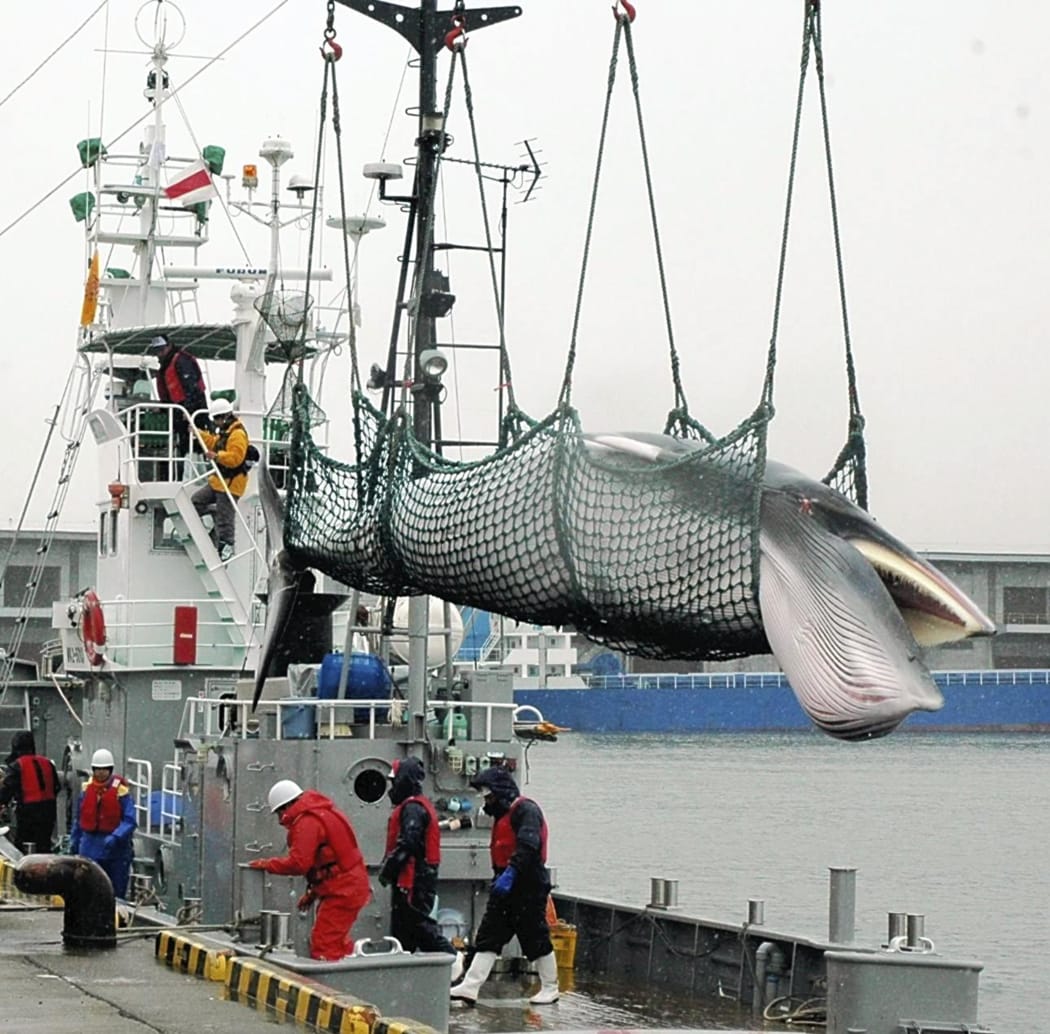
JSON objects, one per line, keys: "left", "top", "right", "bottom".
{"left": 252, "top": 461, "right": 314, "bottom": 711}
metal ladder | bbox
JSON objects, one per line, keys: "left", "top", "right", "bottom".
{"left": 162, "top": 487, "right": 253, "bottom": 640}
{"left": 0, "top": 361, "right": 99, "bottom": 704}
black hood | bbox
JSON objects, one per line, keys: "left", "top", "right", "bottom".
{"left": 389, "top": 756, "right": 425, "bottom": 805}
{"left": 470, "top": 766, "right": 519, "bottom": 817}
{"left": 5, "top": 731, "right": 36, "bottom": 764}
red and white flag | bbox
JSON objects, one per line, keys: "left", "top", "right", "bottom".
{"left": 163, "top": 159, "right": 218, "bottom": 207}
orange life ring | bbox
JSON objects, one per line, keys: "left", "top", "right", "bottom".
{"left": 81, "top": 590, "right": 107, "bottom": 667}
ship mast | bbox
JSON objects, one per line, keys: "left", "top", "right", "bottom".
{"left": 336, "top": 0, "right": 522, "bottom": 449}
{"left": 336, "top": 0, "right": 523, "bottom": 728}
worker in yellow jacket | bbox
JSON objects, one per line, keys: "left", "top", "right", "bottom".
{"left": 193, "top": 398, "right": 252, "bottom": 562}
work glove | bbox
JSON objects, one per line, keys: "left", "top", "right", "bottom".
{"left": 102, "top": 835, "right": 118, "bottom": 858}
{"left": 248, "top": 859, "right": 268, "bottom": 871}
{"left": 297, "top": 891, "right": 315, "bottom": 912}
{"left": 377, "top": 856, "right": 398, "bottom": 888}
{"left": 491, "top": 865, "right": 516, "bottom": 896}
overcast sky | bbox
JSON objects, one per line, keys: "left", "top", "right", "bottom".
{"left": 1, "top": 1, "right": 1047, "bottom": 552}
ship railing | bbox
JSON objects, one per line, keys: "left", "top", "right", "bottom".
{"left": 158, "top": 763, "right": 183, "bottom": 845}
{"left": 433, "top": 699, "right": 520, "bottom": 742}
{"left": 176, "top": 694, "right": 520, "bottom": 743}
{"left": 126, "top": 756, "right": 153, "bottom": 835}
{"left": 113, "top": 401, "right": 295, "bottom": 489}
{"left": 178, "top": 695, "right": 404, "bottom": 742}
{"left": 126, "top": 756, "right": 183, "bottom": 847}
{"left": 89, "top": 596, "right": 264, "bottom": 666}
{"left": 117, "top": 402, "right": 264, "bottom": 560}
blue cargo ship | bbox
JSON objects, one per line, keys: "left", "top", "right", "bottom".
{"left": 514, "top": 669, "right": 1050, "bottom": 734}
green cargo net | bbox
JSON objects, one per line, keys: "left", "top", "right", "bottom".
{"left": 285, "top": 387, "right": 770, "bottom": 661}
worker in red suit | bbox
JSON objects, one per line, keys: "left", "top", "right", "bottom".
{"left": 0, "top": 731, "right": 59, "bottom": 854}
{"left": 248, "top": 779, "right": 371, "bottom": 960}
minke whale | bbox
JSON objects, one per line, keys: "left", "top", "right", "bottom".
{"left": 584, "top": 432, "right": 996, "bottom": 740}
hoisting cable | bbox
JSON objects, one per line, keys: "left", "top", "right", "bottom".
{"left": 0, "top": 0, "right": 109, "bottom": 111}
{"left": 763, "top": 0, "right": 867, "bottom": 507}
{"left": 560, "top": 3, "right": 687, "bottom": 423}
{"left": 810, "top": 0, "right": 866, "bottom": 507}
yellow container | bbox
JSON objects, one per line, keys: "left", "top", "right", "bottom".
{"left": 549, "top": 921, "right": 577, "bottom": 970}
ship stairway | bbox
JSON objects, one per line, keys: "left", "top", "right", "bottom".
{"left": 0, "top": 691, "right": 32, "bottom": 738}
{"left": 0, "top": 361, "right": 100, "bottom": 700}
{"left": 162, "top": 488, "right": 252, "bottom": 646}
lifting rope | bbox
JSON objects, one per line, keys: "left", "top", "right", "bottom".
{"left": 562, "top": 0, "right": 687, "bottom": 421}
{"left": 766, "top": 0, "right": 868, "bottom": 506}
{"left": 279, "top": 1, "right": 870, "bottom": 665}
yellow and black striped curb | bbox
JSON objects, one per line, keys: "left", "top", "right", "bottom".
{"left": 373, "top": 1019, "right": 441, "bottom": 1034}
{"left": 155, "top": 929, "right": 232, "bottom": 982}
{"left": 225, "top": 956, "right": 378, "bottom": 1034}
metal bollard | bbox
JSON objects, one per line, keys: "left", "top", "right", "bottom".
{"left": 906, "top": 913, "right": 925, "bottom": 949}
{"left": 649, "top": 877, "right": 679, "bottom": 908}
{"left": 828, "top": 866, "right": 856, "bottom": 944}
{"left": 748, "top": 899, "right": 765, "bottom": 925}
{"left": 887, "top": 911, "right": 907, "bottom": 944}
{"left": 259, "top": 909, "right": 276, "bottom": 947}
{"left": 273, "top": 912, "right": 290, "bottom": 947}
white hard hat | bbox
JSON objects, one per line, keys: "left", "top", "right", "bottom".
{"left": 90, "top": 748, "right": 115, "bottom": 768}
{"left": 268, "top": 779, "right": 303, "bottom": 813}
{"left": 209, "top": 397, "right": 234, "bottom": 417}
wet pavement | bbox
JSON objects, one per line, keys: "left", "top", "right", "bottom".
{"left": 0, "top": 904, "right": 755, "bottom": 1034}
{"left": 0, "top": 905, "right": 270, "bottom": 1033}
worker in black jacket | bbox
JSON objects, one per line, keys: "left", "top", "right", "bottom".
{"left": 0, "top": 731, "right": 59, "bottom": 853}
{"left": 378, "top": 756, "right": 462, "bottom": 978}
{"left": 450, "top": 765, "right": 558, "bottom": 1005}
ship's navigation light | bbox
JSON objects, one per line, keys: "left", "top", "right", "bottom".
{"left": 242, "top": 164, "right": 258, "bottom": 189}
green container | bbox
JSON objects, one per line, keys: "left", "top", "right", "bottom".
{"left": 77, "top": 137, "right": 107, "bottom": 168}
{"left": 202, "top": 144, "right": 225, "bottom": 175}
{"left": 69, "top": 192, "right": 95, "bottom": 223}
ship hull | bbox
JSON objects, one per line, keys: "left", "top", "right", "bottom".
{"left": 515, "top": 669, "right": 1050, "bottom": 734}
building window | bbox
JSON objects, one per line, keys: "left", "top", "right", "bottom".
{"left": 1003, "top": 586, "right": 1048, "bottom": 625}
{"left": 3, "top": 566, "right": 61, "bottom": 608}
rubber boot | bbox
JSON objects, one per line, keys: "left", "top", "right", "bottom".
{"left": 450, "top": 950, "right": 465, "bottom": 984}
{"left": 450, "top": 950, "right": 497, "bottom": 1003}
{"left": 528, "top": 951, "right": 560, "bottom": 1005}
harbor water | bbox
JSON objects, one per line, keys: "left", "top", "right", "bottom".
{"left": 522, "top": 730, "right": 1047, "bottom": 1032}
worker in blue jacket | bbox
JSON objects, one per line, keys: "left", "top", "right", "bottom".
{"left": 69, "top": 748, "right": 136, "bottom": 898}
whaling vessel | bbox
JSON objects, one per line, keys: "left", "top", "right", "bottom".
{"left": 0, "top": 1, "right": 998, "bottom": 1031}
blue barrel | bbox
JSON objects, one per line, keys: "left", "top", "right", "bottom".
{"left": 318, "top": 652, "right": 393, "bottom": 722}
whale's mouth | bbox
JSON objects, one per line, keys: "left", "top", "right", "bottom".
{"left": 850, "top": 539, "right": 996, "bottom": 647}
